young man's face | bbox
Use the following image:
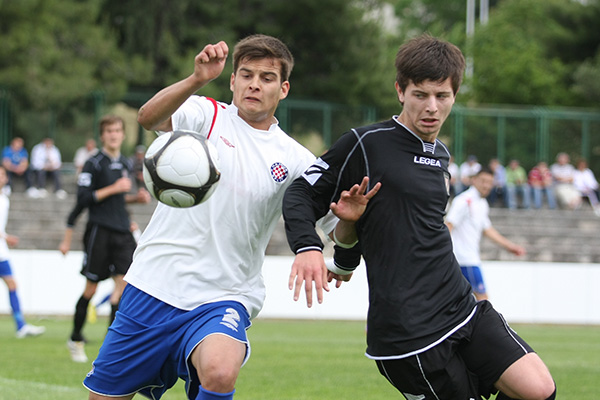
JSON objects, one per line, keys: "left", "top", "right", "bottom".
{"left": 101, "top": 122, "right": 125, "bottom": 152}
{"left": 230, "top": 57, "right": 289, "bottom": 130}
{"left": 472, "top": 172, "right": 494, "bottom": 198}
{"left": 395, "top": 78, "right": 456, "bottom": 142}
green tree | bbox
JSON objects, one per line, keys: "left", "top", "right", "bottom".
{"left": 100, "top": 0, "right": 397, "bottom": 112}
{"left": 0, "top": 0, "right": 126, "bottom": 109}
{"left": 469, "top": 0, "right": 600, "bottom": 106}
{"left": 0, "top": 0, "right": 128, "bottom": 151}
{"left": 572, "top": 49, "right": 600, "bottom": 104}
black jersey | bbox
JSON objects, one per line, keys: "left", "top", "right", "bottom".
{"left": 71, "top": 150, "right": 133, "bottom": 233}
{"left": 283, "top": 117, "right": 476, "bottom": 358}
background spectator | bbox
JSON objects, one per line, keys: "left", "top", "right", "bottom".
{"left": 1, "top": 137, "right": 34, "bottom": 196}
{"left": 487, "top": 158, "right": 507, "bottom": 207}
{"left": 73, "top": 138, "right": 98, "bottom": 175}
{"left": 573, "top": 158, "right": 600, "bottom": 216}
{"left": 550, "top": 152, "right": 582, "bottom": 210}
{"left": 131, "top": 144, "right": 146, "bottom": 191}
{"left": 30, "top": 137, "right": 67, "bottom": 199}
{"left": 447, "top": 155, "right": 459, "bottom": 198}
{"left": 505, "top": 159, "right": 531, "bottom": 209}
{"left": 528, "top": 161, "right": 557, "bottom": 209}
{"left": 458, "top": 154, "right": 481, "bottom": 193}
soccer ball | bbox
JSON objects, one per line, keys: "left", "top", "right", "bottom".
{"left": 143, "top": 130, "right": 221, "bottom": 208}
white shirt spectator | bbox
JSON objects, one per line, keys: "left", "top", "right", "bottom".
{"left": 31, "top": 138, "right": 62, "bottom": 171}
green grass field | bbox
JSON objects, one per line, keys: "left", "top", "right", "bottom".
{"left": 1, "top": 315, "right": 598, "bottom": 399}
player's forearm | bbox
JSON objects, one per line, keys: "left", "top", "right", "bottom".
{"left": 283, "top": 181, "right": 327, "bottom": 253}
{"left": 331, "top": 220, "right": 358, "bottom": 248}
{"left": 137, "top": 75, "right": 207, "bottom": 131}
{"left": 484, "top": 227, "right": 514, "bottom": 250}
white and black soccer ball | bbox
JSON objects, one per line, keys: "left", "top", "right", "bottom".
{"left": 143, "top": 130, "right": 221, "bottom": 208}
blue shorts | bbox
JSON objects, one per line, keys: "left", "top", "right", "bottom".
{"left": 460, "top": 265, "right": 486, "bottom": 294}
{"left": 0, "top": 260, "right": 12, "bottom": 277}
{"left": 84, "top": 285, "right": 251, "bottom": 400}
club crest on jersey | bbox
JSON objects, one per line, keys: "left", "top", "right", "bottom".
{"left": 413, "top": 155, "right": 441, "bottom": 168}
{"left": 270, "top": 162, "right": 289, "bottom": 183}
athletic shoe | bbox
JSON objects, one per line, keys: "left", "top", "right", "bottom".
{"left": 87, "top": 302, "right": 97, "bottom": 324}
{"left": 26, "top": 187, "right": 39, "bottom": 198}
{"left": 55, "top": 189, "right": 68, "bottom": 200}
{"left": 16, "top": 324, "right": 46, "bottom": 338}
{"left": 67, "top": 340, "right": 88, "bottom": 363}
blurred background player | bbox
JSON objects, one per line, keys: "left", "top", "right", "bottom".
{"left": 59, "top": 115, "right": 150, "bottom": 363}
{"left": 0, "top": 165, "right": 45, "bottom": 338}
{"left": 446, "top": 167, "right": 526, "bottom": 301}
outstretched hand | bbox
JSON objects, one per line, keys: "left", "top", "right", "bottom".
{"left": 329, "top": 177, "right": 381, "bottom": 222}
{"left": 289, "top": 250, "right": 329, "bottom": 308}
{"left": 193, "top": 41, "right": 229, "bottom": 84}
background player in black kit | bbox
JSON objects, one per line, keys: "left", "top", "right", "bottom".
{"left": 283, "top": 34, "right": 556, "bottom": 399}
{"left": 60, "top": 115, "right": 151, "bottom": 362}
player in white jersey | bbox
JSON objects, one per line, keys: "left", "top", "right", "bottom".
{"left": 0, "top": 166, "right": 45, "bottom": 338}
{"left": 446, "top": 167, "right": 526, "bottom": 301}
{"left": 84, "top": 35, "right": 331, "bottom": 400}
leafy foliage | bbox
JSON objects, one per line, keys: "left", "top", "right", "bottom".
{"left": 0, "top": 0, "right": 126, "bottom": 109}
{"left": 469, "top": 0, "right": 599, "bottom": 106}
{"left": 1, "top": 0, "right": 599, "bottom": 158}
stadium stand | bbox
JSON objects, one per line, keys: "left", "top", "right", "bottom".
{"left": 6, "top": 168, "right": 600, "bottom": 262}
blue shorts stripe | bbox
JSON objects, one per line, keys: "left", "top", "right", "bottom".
{"left": 460, "top": 265, "right": 486, "bottom": 294}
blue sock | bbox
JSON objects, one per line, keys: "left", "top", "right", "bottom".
{"left": 9, "top": 290, "right": 26, "bottom": 330}
{"left": 195, "top": 387, "right": 235, "bottom": 400}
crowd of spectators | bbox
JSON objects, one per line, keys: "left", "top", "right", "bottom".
{"left": 449, "top": 153, "right": 600, "bottom": 216}
{"left": 1, "top": 136, "right": 150, "bottom": 199}
{"left": 1, "top": 136, "right": 100, "bottom": 200}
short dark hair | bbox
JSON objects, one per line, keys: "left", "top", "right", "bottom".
{"left": 232, "top": 34, "right": 294, "bottom": 82}
{"left": 476, "top": 166, "right": 494, "bottom": 177}
{"left": 395, "top": 34, "right": 465, "bottom": 95}
{"left": 99, "top": 115, "right": 125, "bottom": 134}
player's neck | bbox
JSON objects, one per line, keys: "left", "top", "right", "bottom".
{"left": 102, "top": 146, "right": 121, "bottom": 160}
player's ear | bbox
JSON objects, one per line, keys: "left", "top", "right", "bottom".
{"left": 279, "top": 81, "right": 290, "bottom": 100}
{"left": 395, "top": 81, "right": 404, "bottom": 105}
{"left": 230, "top": 72, "right": 235, "bottom": 92}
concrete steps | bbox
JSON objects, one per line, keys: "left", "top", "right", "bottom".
{"left": 481, "top": 206, "right": 600, "bottom": 263}
{"left": 6, "top": 191, "right": 158, "bottom": 251}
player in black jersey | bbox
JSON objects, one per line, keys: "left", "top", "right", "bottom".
{"left": 283, "top": 34, "right": 556, "bottom": 400}
{"left": 60, "top": 115, "right": 151, "bottom": 362}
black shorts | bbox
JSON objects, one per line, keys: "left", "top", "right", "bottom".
{"left": 376, "top": 301, "right": 534, "bottom": 399}
{"left": 81, "top": 223, "right": 136, "bottom": 282}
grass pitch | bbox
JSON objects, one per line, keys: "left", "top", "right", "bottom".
{"left": 0, "top": 315, "right": 598, "bottom": 399}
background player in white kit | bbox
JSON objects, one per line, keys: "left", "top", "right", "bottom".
{"left": 446, "top": 166, "right": 526, "bottom": 301}
{"left": 84, "top": 34, "right": 334, "bottom": 400}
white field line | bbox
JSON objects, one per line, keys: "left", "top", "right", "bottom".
{"left": 0, "top": 375, "right": 82, "bottom": 394}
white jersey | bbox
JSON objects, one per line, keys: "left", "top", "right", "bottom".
{"left": 125, "top": 96, "right": 317, "bottom": 319}
{"left": 445, "top": 186, "right": 491, "bottom": 266}
{"left": 0, "top": 193, "right": 10, "bottom": 261}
